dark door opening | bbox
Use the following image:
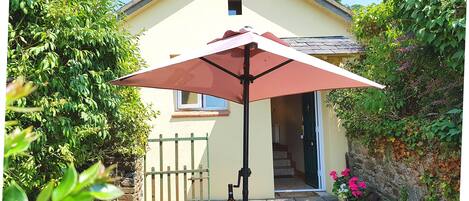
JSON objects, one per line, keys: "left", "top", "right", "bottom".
{"left": 271, "top": 93, "right": 320, "bottom": 191}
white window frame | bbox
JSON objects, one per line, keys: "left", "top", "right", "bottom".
{"left": 177, "top": 91, "right": 202, "bottom": 109}
{"left": 176, "top": 91, "right": 228, "bottom": 110}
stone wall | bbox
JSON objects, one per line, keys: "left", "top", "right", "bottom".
{"left": 105, "top": 156, "right": 144, "bottom": 201}
{"left": 347, "top": 139, "right": 427, "bottom": 201}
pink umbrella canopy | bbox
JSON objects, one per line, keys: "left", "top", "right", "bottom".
{"left": 111, "top": 27, "right": 384, "bottom": 201}
{"left": 112, "top": 28, "right": 384, "bottom": 103}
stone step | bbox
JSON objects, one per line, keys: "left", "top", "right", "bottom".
{"left": 273, "top": 151, "right": 288, "bottom": 159}
{"left": 273, "top": 159, "right": 291, "bottom": 167}
{"left": 274, "top": 167, "right": 295, "bottom": 177}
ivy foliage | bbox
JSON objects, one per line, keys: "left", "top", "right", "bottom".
{"left": 7, "top": 0, "right": 156, "bottom": 195}
{"left": 328, "top": 0, "right": 464, "bottom": 200}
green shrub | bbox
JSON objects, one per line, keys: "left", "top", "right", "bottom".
{"left": 7, "top": 0, "right": 157, "bottom": 195}
{"left": 4, "top": 78, "right": 123, "bottom": 201}
{"left": 328, "top": 0, "right": 464, "bottom": 199}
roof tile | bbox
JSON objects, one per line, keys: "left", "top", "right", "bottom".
{"left": 282, "top": 36, "right": 363, "bottom": 55}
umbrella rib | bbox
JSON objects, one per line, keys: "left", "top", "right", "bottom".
{"left": 199, "top": 57, "right": 241, "bottom": 80}
{"left": 252, "top": 59, "right": 293, "bottom": 81}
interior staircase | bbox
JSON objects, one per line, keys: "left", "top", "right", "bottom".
{"left": 273, "top": 144, "right": 296, "bottom": 177}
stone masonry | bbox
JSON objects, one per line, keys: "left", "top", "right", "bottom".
{"left": 105, "top": 156, "right": 144, "bottom": 201}
{"left": 347, "top": 139, "right": 427, "bottom": 201}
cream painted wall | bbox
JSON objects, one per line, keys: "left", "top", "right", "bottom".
{"left": 319, "top": 56, "right": 350, "bottom": 192}
{"left": 141, "top": 88, "right": 273, "bottom": 200}
{"left": 320, "top": 90, "right": 348, "bottom": 192}
{"left": 123, "top": 0, "right": 352, "bottom": 199}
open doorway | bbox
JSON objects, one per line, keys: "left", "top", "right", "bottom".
{"left": 271, "top": 92, "right": 324, "bottom": 192}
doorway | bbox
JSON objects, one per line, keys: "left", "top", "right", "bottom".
{"left": 271, "top": 92, "right": 324, "bottom": 192}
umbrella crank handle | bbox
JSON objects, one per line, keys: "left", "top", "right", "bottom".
{"left": 227, "top": 169, "right": 247, "bottom": 200}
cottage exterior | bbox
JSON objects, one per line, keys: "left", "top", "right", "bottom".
{"left": 120, "top": 0, "right": 359, "bottom": 200}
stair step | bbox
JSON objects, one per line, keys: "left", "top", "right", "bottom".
{"left": 273, "top": 159, "right": 291, "bottom": 167}
{"left": 272, "top": 143, "right": 288, "bottom": 151}
{"left": 274, "top": 167, "right": 295, "bottom": 176}
{"left": 273, "top": 151, "right": 288, "bottom": 159}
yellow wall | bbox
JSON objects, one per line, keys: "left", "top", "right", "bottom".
{"left": 319, "top": 57, "right": 350, "bottom": 192}
{"left": 320, "top": 90, "right": 348, "bottom": 192}
{"left": 123, "top": 0, "right": 352, "bottom": 199}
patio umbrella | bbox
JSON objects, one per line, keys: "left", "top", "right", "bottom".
{"left": 111, "top": 27, "right": 384, "bottom": 201}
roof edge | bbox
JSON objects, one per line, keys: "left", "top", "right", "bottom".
{"left": 118, "top": 0, "right": 154, "bottom": 16}
{"left": 118, "top": 0, "right": 353, "bottom": 21}
{"left": 313, "top": 0, "right": 352, "bottom": 21}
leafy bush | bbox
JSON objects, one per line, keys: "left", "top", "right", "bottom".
{"left": 4, "top": 78, "right": 123, "bottom": 201}
{"left": 7, "top": 0, "right": 156, "bottom": 195}
{"left": 328, "top": 0, "right": 464, "bottom": 199}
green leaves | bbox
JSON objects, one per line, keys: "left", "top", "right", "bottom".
{"left": 330, "top": 0, "right": 463, "bottom": 199}
{"left": 36, "top": 182, "right": 54, "bottom": 201}
{"left": 74, "top": 162, "right": 100, "bottom": 192}
{"left": 89, "top": 184, "right": 124, "bottom": 200}
{"left": 4, "top": 127, "right": 37, "bottom": 157}
{"left": 6, "top": 77, "right": 37, "bottom": 106}
{"left": 7, "top": 0, "right": 156, "bottom": 194}
{"left": 4, "top": 181, "right": 28, "bottom": 201}
{"left": 396, "top": 0, "right": 465, "bottom": 71}
{"left": 35, "top": 162, "right": 123, "bottom": 201}
{"left": 52, "top": 166, "right": 78, "bottom": 201}
{"left": 4, "top": 78, "right": 124, "bottom": 201}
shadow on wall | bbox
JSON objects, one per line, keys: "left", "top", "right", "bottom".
{"left": 143, "top": 123, "right": 212, "bottom": 201}
{"left": 143, "top": 103, "right": 274, "bottom": 200}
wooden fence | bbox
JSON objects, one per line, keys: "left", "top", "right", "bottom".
{"left": 144, "top": 133, "right": 210, "bottom": 201}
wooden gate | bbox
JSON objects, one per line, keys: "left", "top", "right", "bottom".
{"left": 144, "top": 133, "right": 210, "bottom": 201}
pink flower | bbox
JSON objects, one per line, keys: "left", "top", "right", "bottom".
{"left": 358, "top": 181, "right": 367, "bottom": 189}
{"left": 329, "top": 171, "right": 338, "bottom": 180}
{"left": 348, "top": 177, "right": 359, "bottom": 191}
{"left": 349, "top": 182, "right": 359, "bottom": 191}
{"left": 352, "top": 190, "right": 363, "bottom": 198}
{"left": 341, "top": 168, "right": 351, "bottom": 177}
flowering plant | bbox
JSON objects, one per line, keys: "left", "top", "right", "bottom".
{"left": 329, "top": 168, "right": 367, "bottom": 200}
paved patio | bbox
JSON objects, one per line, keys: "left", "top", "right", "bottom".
{"left": 249, "top": 191, "right": 338, "bottom": 201}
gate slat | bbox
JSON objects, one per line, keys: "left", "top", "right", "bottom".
{"left": 145, "top": 134, "right": 210, "bottom": 201}
{"left": 191, "top": 133, "right": 195, "bottom": 200}
{"left": 175, "top": 133, "right": 179, "bottom": 201}
{"left": 159, "top": 134, "right": 163, "bottom": 201}
{"left": 167, "top": 166, "right": 171, "bottom": 201}
{"left": 183, "top": 165, "right": 187, "bottom": 201}
{"left": 199, "top": 165, "right": 203, "bottom": 201}
{"left": 151, "top": 167, "right": 155, "bottom": 201}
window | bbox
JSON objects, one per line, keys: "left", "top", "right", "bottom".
{"left": 177, "top": 91, "right": 228, "bottom": 110}
{"left": 228, "top": 0, "right": 242, "bottom": 15}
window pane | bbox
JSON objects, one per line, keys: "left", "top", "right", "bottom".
{"left": 181, "top": 91, "right": 199, "bottom": 104}
{"left": 228, "top": 10, "right": 238, "bottom": 15}
{"left": 205, "top": 95, "right": 227, "bottom": 108}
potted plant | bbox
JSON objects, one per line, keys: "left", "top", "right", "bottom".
{"left": 329, "top": 168, "right": 367, "bottom": 201}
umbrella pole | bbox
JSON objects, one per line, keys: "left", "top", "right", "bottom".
{"left": 242, "top": 43, "right": 252, "bottom": 201}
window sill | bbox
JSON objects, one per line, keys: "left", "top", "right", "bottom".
{"left": 171, "top": 110, "right": 230, "bottom": 118}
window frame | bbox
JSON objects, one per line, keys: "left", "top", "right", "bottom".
{"left": 176, "top": 91, "right": 228, "bottom": 111}
{"left": 176, "top": 91, "right": 202, "bottom": 109}
{"left": 228, "top": 0, "right": 242, "bottom": 16}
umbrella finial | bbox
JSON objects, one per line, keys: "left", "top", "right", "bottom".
{"left": 240, "top": 26, "right": 255, "bottom": 33}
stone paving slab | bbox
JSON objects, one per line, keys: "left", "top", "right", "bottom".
{"left": 245, "top": 192, "right": 339, "bottom": 201}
